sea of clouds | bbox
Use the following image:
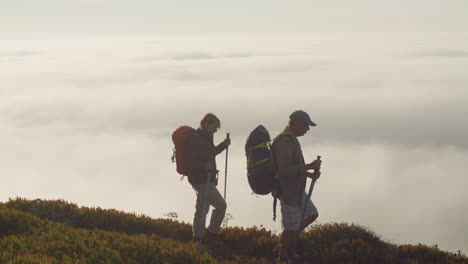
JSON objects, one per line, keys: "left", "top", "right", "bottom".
{"left": 1, "top": 33, "right": 467, "bottom": 253}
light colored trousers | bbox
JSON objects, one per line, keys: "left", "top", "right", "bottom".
{"left": 192, "top": 183, "right": 227, "bottom": 238}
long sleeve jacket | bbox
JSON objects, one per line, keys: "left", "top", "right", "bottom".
{"left": 271, "top": 127, "right": 307, "bottom": 207}
{"left": 187, "top": 129, "right": 228, "bottom": 185}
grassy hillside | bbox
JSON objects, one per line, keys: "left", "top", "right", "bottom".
{"left": 0, "top": 198, "right": 466, "bottom": 264}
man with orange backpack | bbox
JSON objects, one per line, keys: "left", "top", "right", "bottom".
{"left": 173, "top": 113, "right": 230, "bottom": 243}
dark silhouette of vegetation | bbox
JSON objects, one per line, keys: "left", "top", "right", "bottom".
{"left": 0, "top": 198, "right": 466, "bottom": 263}
{"left": 222, "top": 213, "right": 234, "bottom": 228}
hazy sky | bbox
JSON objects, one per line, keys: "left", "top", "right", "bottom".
{"left": 1, "top": 0, "right": 467, "bottom": 37}
{"left": 1, "top": 0, "right": 467, "bottom": 256}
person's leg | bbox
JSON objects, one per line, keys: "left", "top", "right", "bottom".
{"left": 299, "top": 192, "right": 319, "bottom": 232}
{"left": 280, "top": 230, "right": 296, "bottom": 259}
{"left": 192, "top": 184, "right": 211, "bottom": 239}
{"left": 206, "top": 183, "right": 227, "bottom": 234}
{"left": 279, "top": 201, "right": 300, "bottom": 260}
{"left": 301, "top": 214, "right": 318, "bottom": 232}
{"left": 292, "top": 192, "right": 319, "bottom": 256}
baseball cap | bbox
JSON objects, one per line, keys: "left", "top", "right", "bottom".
{"left": 289, "top": 110, "right": 317, "bottom": 126}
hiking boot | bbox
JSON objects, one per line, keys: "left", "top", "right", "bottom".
{"left": 275, "top": 244, "right": 300, "bottom": 263}
{"left": 295, "top": 239, "right": 305, "bottom": 254}
{"left": 289, "top": 248, "right": 300, "bottom": 260}
{"left": 273, "top": 244, "right": 280, "bottom": 256}
{"left": 204, "top": 230, "right": 224, "bottom": 245}
{"left": 277, "top": 256, "right": 293, "bottom": 264}
{"left": 289, "top": 251, "right": 303, "bottom": 263}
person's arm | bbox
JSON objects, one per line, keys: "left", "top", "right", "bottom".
{"left": 274, "top": 137, "right": 307, "bottom": 179}
{"left": 214, "top": 138, "right": 230, "bottom": 156}
{"left": 306, "top": 171, "right": 321, "bottom": 181}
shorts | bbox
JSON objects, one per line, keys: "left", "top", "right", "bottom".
{"left": 280, "top": 192, "right": 318, "bottom": 231}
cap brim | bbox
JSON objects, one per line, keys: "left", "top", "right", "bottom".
{"left": 307, "top": 120, "right": 317, "bottom": 126}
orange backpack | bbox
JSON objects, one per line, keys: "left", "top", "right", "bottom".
{"left": 171, "top": 126, "right": 196, "bottom": 177}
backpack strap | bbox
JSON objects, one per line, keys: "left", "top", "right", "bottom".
{"left": 272, "top": 131, "right": 294, "bottom": 145}
{"left": 273, "top": 196, "right": 278, "bottom": 221}
{"left": 171, "top": 148, "right": 176, "bottom": 163}
{"left": 246, "top": 141, "right": 272, "bottom": 172}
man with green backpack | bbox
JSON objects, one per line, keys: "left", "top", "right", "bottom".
{"left": 271, "top": 110, "right": 322, "bottom": 263}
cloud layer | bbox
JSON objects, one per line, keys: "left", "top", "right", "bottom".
{"left": 1, "top": 33, "right": 467, "bottom": 253}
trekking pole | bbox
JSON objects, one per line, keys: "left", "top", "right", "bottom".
{"left": 294, "top": 155, "right": 321, "bottom": 249}
{"left": 199, "top": 172, "right": 212, "bottom": 247}
{"left": 224, "top": 133, "right": 230, "bottom": 201}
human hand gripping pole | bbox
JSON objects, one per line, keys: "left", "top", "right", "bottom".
{"left": 224, "top": 133, "right": 230, "bottom": 201}
{"left": 294, "top": 155, "right": 321, "bottom": 249}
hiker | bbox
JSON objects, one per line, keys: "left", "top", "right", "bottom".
{"left": 271, "top": 110, "right": 322, "bottom": 263}
{"left": 187, "top": 113, "right": 230, "bottom": 243}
